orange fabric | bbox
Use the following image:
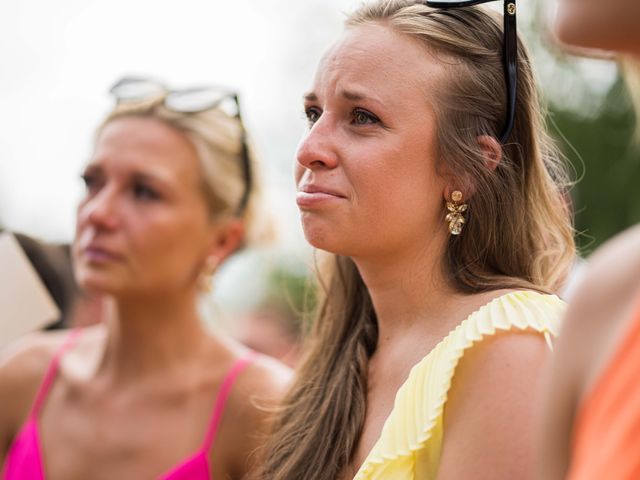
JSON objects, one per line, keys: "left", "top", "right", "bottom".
{"left": 567, "top": 301, "right": 640, "bottom": 480}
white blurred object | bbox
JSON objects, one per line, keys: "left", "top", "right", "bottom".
{"left": 559, "top": 256, "right": 589, "bottom": 301}
{"left": 0, "top": 233, "right": 59, "bottom": 348}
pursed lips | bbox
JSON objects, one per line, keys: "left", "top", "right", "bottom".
{"left": 81, "top": 243, "right": 124, "bottom": 262}
{"left": 296, "top": 184, "right": 347, "bottom": 208}
{"left": 298, "top": 183, "right": 346, "bottom": 197}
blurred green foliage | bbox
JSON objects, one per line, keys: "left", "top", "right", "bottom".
{"left": 264, "top": 262, "right": 318, "bottom": 334}
{"left": 519, "top": 3, "right": 640, "bottom": 253}
{"left": 549, "top": 77, "right": 640, "bottom": 253}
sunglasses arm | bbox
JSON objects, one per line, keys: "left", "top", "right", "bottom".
{"left": 500, "top": 0, "right": 517, "bottom": 144}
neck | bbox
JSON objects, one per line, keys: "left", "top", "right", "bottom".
{"left": 96, "top": 290, "right": 212, "bottom": 382}
{"left": 353, "top": 233, "right": 460, "bottom": 348}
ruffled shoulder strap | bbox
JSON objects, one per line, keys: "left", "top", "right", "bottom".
{"left": 354, "top": 291, "right": 566, "bottom": 479}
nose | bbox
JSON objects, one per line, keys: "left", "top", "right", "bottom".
{"left": 296, "top": 117, "right": 339, "bottom": 172}
{"left": 77, "top": 186, "right": 119, "bottom": 232}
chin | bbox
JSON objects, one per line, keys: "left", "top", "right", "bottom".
{"left": 78, "top": 278, "right": 120, "bottom": 296}
{"left": 74, "top": 267, "right": 125, "bottom": 296}
{"left": 300, "top": 213, "right": 345, "bottom": 251}
{"left": 302, "top": 219, "right": 339, "bottom": 252}
{"left": 302, "top": 227, "right": 360, "bottom": 258}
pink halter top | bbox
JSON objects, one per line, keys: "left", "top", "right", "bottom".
{"left": 1, "top": 330, "right": 256, "bottom": 480}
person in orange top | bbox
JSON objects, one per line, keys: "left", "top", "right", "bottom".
{"left": 537, "top": 1, "right": 640, "bottom": 478}
{"left": 569, "top": 303, "right": 640, "bottom": 479}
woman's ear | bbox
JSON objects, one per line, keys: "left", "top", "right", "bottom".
{"left": 477, "top": 135, "right": 502, "bottom": 171}
{"left": 207, "top": 218, "right": 245, "bottom": 264}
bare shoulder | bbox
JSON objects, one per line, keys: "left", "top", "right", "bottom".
{"left": 237, "top": 353, "right": 293, "bottom": 403}
{"left": 205, "top": 334, "right": 292, "bottom": 415}
{"left": 554, "top": 225, "right": 640, "bottom": 399}
{"left": 231, "top": 352, "right": 293, "bottom": 432}
{"left": 224, "top": 352, "right": 292, "bottom": 478}
{"left": 444, "top": 287, "right": 555, "bottom": 416}
{"left": 535, "top": 226, "right": 640, "bottom": 480}
{"left": 588, "top": 223, "right": 640, "bottom": 281}
{"left": 558, "top": 225, "right": 640, "bottom": 351}
{"left": 449, "top": 329, "right": 551, "bottom": 408}
{"left": 438, "top": 330, "right": 550, "bottom": 479}
{"left": 0, "top": 330, "right": 68, "bottom": 445}
{"left": 0, "top": 329, "right": 69, "bottom": 397}
{"left": 563, "top": 224, "right": 640, "bottom": 335}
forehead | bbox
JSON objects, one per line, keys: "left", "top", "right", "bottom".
{"left": 96, "top": 116, "right": 194, "bottom": 159}
{"left": 314, "top": 23, "right": 446, "bottom": 104}
{"left": 93, "top": 116, "right": 201, "bottom": 181}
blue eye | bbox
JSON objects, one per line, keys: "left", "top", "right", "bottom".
{"left": 352, "top": 109, "right": 379, "bottom": 125}
{"left": 304, "top": 107, "right": 321, "bottom": 127}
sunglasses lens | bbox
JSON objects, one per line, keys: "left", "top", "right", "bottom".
{"left": 165, "top": 88, "right": 237, "bottom": 115}
{"left": 110, "top": 78, "right": 166, "bottom": 102}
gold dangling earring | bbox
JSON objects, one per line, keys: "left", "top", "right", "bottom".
{"left": 446, "top": 190, "right": 468, "bottom": 235}
{"left": 198, "top": 256, "right": 220, "bottom": 293}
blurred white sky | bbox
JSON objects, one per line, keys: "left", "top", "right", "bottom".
{"left": 0, "top": 0, "right": 357, "bottom": 245}
{"left": 0, "top": 0, "right": 618, "bottom": 247}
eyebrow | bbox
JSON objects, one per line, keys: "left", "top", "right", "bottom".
{"left": 82, "top": 161, "right": 174, "bottom": 189}
{"left": 340, "top": 89, "right": 367, "bottom": 102}
{"left": 130, "top": 170, "right": 178, "bottom": 192}
{"left": 303, "top": 89, "right": 384, "bottom": 107}
{"left": 132, "top": 171, "right": 164, "bottom": 184}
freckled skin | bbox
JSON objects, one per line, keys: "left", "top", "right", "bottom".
{"left": 296, "top": 23, "right": 552, "bottom": 480}
{"left": 295, "top": 23, "right": 449, "bottom": 262}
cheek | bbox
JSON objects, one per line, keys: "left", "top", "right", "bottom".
{"left": 349, "top": 162, "right": 444, "bottom": 246}
{"left": 131, "top": 217, "right": 208, "bottom": 274}
{"left": 74, "top": 200, "right": 90, "bottom": 235}
{"left": 162, "top": 223, "right": 206, "bottom": 253}
{"left": 362, "top": 149, "right": 440, "bottom": 211}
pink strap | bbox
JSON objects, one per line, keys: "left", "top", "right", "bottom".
{"left": 30, "top": 329, "right": 83, "bottom": 418}
{"left": 202, "top": 351, "right": 258, "bottom": 452}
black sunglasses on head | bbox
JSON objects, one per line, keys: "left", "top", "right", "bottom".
{"left": 109, "top": 76, "right": 252, "bottom": 214}
{"left": 425, "top": 0, "right": 517, "bottom": 144}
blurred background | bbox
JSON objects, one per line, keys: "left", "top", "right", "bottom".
{"left": 1, "top": 0, "right": 639, "bottom": 362}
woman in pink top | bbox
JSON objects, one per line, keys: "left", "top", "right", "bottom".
{"left": 0, "top": 78, "right": 291, "bottom": 480}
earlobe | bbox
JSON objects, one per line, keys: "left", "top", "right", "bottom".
{"left": 477, "top": 135, "right": 502, "bottom": 171}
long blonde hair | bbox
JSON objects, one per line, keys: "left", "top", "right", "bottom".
{"left": 260, "top": 1, "right": 575, "bottom": 479}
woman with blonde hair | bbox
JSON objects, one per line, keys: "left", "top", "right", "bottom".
{"left": 0, "top": 77, "right": 290, "bottom": 480}
{"left": 538, "top": 1, "right": 640, "bottom": 478}
{"left": 260, "top": 1, "right": 575, "bottom": 479}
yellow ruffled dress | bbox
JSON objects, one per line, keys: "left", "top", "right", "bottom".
{"left": 352, "top": 290, "right": 566, "bottom": 480}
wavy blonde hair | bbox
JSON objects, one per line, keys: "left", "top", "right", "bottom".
{"left": 260, "top": 2, "right": 575, "bottom": 479}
